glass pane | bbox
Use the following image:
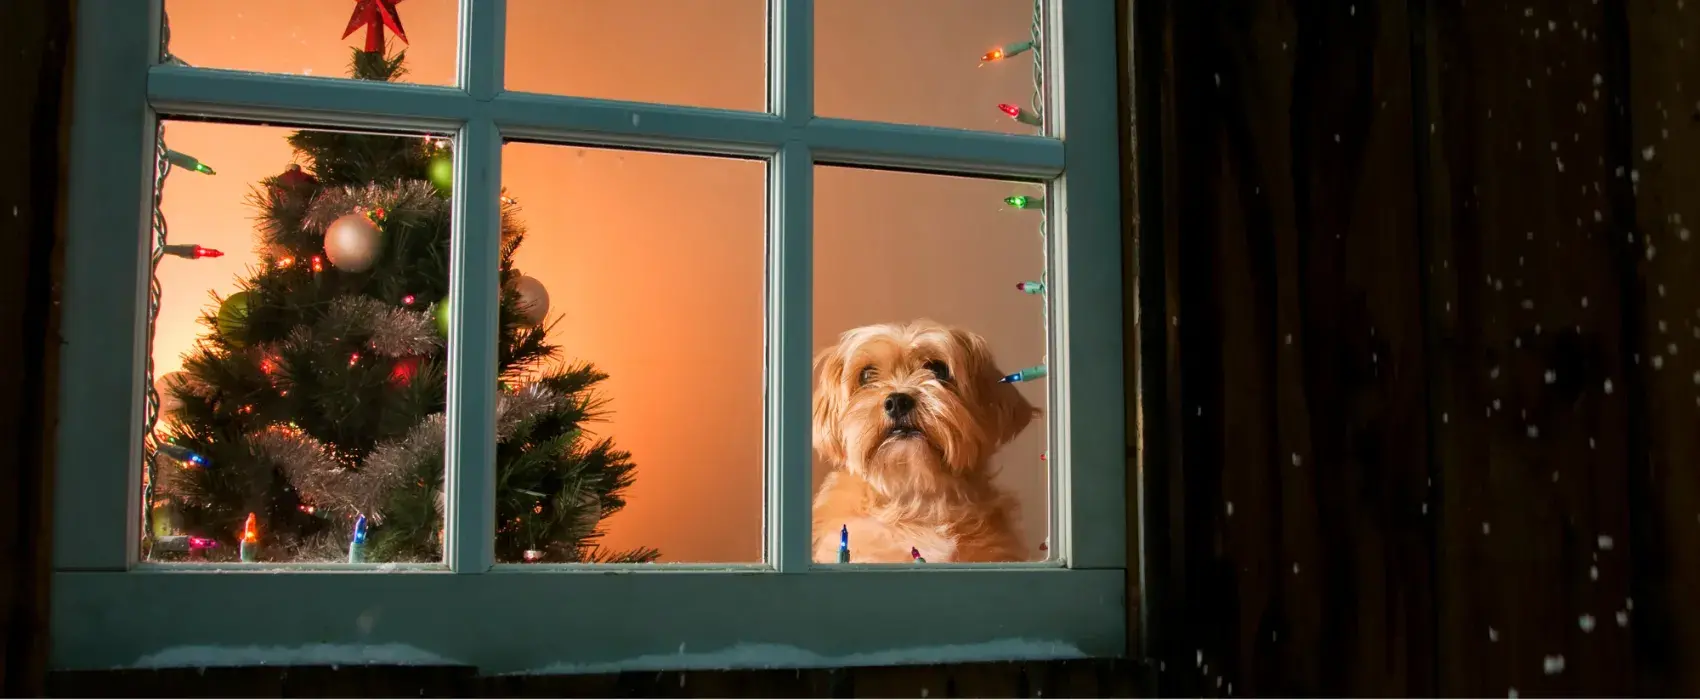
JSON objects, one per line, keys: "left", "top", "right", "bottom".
{"left": 813, "top": 166, "right": 1051, "bottom": 564}
{"left": 816, "top": 0, "right": 1048, "bottom": 133}
{"left": 505, "top": 0, "right": 768, "bottom": 113}
{"left": 162, "top": 0, "right": 458, "bottom": 86}
{"left": 146, "top": 120, "right": 455, "bottom": 564}
{"left": 499, "top": 143, "right": 766, "bottom": 563}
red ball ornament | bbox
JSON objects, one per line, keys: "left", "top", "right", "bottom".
{"left": 270, "top": 164, "right": 318, "bottom": 202}
{"left": 278, "top": 164, "right": 317, "bottom": 189}
{"left": 389, "top": 355, "right": 424, "bottom": 388}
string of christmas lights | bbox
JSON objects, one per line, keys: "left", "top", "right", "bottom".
{"left": 140, "top": 13, "right": 174, "bottom": 554}
{"left": 988, "top": 2, "right": 1050, "bottom": 386}
{"left": 142, "top": 11, "right": 221, "bottom": 557}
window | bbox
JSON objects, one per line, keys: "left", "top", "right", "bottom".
{"left": 53, "top": 0, "right": 1125, "bottom": 672}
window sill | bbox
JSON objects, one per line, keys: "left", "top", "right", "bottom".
{"left": 47, "top": 658, "right": 1150, "bottom": 696}
{"left": 51, "top": 567, "right": 1125, "bottom": 673}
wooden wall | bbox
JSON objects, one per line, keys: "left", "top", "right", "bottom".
{"left": 0, "top": 0, "right": 72, "bottom": 696}
{"left": 7, "top": 0, "right": 1700, "bottom": 696}
{"left": 1138, "top": 0, "right": 1700, "bottom": 696}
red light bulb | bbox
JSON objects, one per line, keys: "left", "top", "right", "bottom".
{"left": 402, "top": 294, "right": 416, "bottom": 305}
{"left": 998, "top": 103, "right": 1022, "bottom": 118}
{"left": 192, "top": 245, "right": 224, "bottom": 259}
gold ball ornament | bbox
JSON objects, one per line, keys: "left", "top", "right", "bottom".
{"left": 217, "top": 291, "right": 252, "bottom": 347}
{"left": 324, "top": 212, "right": 384, "bottom": 273}
{"left": 511, "top": 274, "right": 550, "bottom": 326}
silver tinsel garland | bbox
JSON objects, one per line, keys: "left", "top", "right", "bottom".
{"left": 257, "top": 383, "right": 567, "bottom": 521}
{"left": 320, "top": 296, "right": 440, "bottom": 357}
{"left": 301, "top": 181, "right": 443, "bottom": 233}
{"left": 291, "top": 181, "right": 525, "bottom": 248}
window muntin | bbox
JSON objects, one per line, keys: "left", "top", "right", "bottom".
{"left": 52, "top": 0, "right": 1126, "bottom": 672}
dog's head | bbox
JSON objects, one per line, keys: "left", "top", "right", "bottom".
{"left": 812, "top": 320, "right": 1038, "bottom": 495}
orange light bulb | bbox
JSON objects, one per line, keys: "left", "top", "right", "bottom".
{"left": 241, "top": 513, "right": 258, "bottom": 543}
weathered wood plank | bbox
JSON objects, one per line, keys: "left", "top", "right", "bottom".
{"left": 1146, "top": 0, "right": 1432, "bottom": 696}
{"left": 1623, "top": 0, "right": 1700, "bottom": 694}
{"left": 1117, "top": 0, "right": 1149, "bottom": 669}
{"left": 1423, "top": 0, "right": 1639, "bottom": 695}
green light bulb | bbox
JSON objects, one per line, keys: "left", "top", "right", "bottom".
{"left": 165, "top": 150, "right": 216, "bottom": 176}
{"left": 1004, "top": 195, "right": 1044, "bottom": 209}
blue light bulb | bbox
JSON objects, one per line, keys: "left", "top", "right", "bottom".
{"left": 352, "top": 514, "right": 368, "bottom": 545}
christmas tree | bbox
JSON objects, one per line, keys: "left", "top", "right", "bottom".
{"left": 149, "top": 4, "right": 658, "bottom": 565}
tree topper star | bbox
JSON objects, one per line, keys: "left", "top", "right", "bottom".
{"left": 343, "top": 0, "right": 408, "bottom": 54}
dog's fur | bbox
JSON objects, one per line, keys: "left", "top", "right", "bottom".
{"left": 810, "top": 320, "right": 1038, "bottom": 563}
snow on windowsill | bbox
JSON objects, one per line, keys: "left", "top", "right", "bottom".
{"left": 132, "top": 643, "right": 459, "bottom": 669}
{"left": 127, "top": 638, "right": 1088, "bottom": 675}
{"left": 526, "top": 638, "right": 1089, "bottom": 675}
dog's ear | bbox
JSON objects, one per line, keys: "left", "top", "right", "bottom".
{"left": 811, "top": 342, "right": 849, "bottom": 465}
{"left": 985, "top": 373, "right": 1039, "bottom": 446}
{"left": 952, "top": 328, "right": 1040, "bottom": 446}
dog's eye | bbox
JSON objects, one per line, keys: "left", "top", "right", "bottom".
{"left": 858, "top": 366, "right": 878, "bottom": 386}
{"left": 923, "top": 360, "right": 952, "bottom": 383}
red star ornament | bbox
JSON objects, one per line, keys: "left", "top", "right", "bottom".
{"left": 343, "top": 0, "right": 409, "bottom": 54}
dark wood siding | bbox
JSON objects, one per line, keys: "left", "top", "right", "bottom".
{"left": 6, "top": 0, "right": 1700, "bottom": 696}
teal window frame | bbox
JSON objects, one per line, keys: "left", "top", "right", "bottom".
{"left": 51, "top": 0, "right": 1127, "bottom": 673}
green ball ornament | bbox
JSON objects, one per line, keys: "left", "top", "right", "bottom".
{"left": 434, "top": 298, "right": 452, "bottom": 337}
{"left": 217, "top": 291, "right": 252, "bottom": 347}
{"left": 428, "top": 153, "right": 454, "bottom": 196}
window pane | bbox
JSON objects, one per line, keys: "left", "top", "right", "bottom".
{"left": 162, "top": 0, "right": 458, "bottom": 86}
{"left": 499, "top": 144, "right": 766, "bottom": 564}
{"left": 505, "top": 1, "right": 768, "bottom": 113}
{"left": 816, "top": 0, "right": 1048, "bottom": 134}
{"left": 813, "top": 166, "right": 1052, "bottom": 565}
{"left": 147, "top": 121, "right": 456, "bottom": 564}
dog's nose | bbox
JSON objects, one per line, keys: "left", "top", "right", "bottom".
{"left": 884, "top": 393, "right": 916, "bottom": 418}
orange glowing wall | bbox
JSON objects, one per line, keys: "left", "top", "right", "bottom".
{"left": 156, "top": 0, "right": 1047, "bottom": 562}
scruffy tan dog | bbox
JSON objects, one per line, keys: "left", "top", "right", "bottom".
{"left": 810, "top": 320, "right": 1038, "bottom": 564}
